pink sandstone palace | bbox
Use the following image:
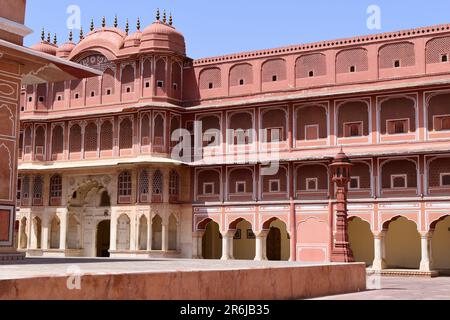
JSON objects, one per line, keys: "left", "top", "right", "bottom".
{"left": 12, "top": 10, "right": 450, "bottom": 274}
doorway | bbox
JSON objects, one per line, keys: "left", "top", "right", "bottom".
{"left": 267, "top": 227, "right": 281, "bottom": 261}
{"left": 96, "top": 220, "right": 111, "bottom": 257}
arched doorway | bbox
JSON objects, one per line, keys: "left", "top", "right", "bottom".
{"left": 201, "top": 220, "right": 222, "bottom": 259}
{"left": 19, "top": 217, "right": 28, "bottom": 249}
{"left": 116, "top": 214, "right": 131, "bottom": 250}
{"left": 138, "top": 215, "right": 148, "bottom": 251}
{"left": 96, "top": 220, "right": 110, "bottom": 257}
{"left": 32, "top": 217, "right": 42, "bottom": 249}
{"left": 49, "top": 216, "right": 61, "bottom": 249}
{"left": 384, "top": 216, "right": 420, "bottom": 269}
{"left": 231, "top": 219, "right": 255, "bottom": 260}
{"left": 168, "top": 214, "right": 178, "bottom": 251}
{"left": 431, "top": 216, "right": 450, "bottom": 271}
{"left": 264, "top": 219, "right": 290, "bottom": 261}
{"left": 348, "top": 217, "right": 374, "bottom": 266}
{"left": 152, "top": 215, "right": 162, "bottom": 250}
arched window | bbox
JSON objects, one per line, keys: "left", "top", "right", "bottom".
{"left": 49, "top": 174, "right": 62, "bottom": 206}
{"left": 34, "top": 125, "right": 46, "bottom": 159}
{"left": 141, "top": 113, "right": 151, "bottom": 147}
{"left": 119, "top": 118, "right": 133, "bottom": 149}
{"left": 69, "top": 124, "right": 82, "bottom": 154}
{"left": 118, "top": 171, "right": 132, "bottom": 204}
{"left": 121, "top": 64, "right": 135, "bottom": 94}
{"left": 33, "top": 175, "right": 43, "bottom": 206}
{"left": 51, "top": 125, "right": 64, "bottom": 158}
{"left": 138, "top": 169, "right": 150, "bottom": 203}
{"left": 169, "top": 170, "right": 180, "bottom": 202}
{"left": 100, "top": 120, "right": 113, "bottom": 151}
{"left": 84, "top": 122, "right": 98, "bottom": 152}
{"left": 152, "top": 170, "right": 163, "bottom": 203}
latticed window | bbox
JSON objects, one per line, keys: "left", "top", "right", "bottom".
{"left": 169, "top": 170, "right": 180, "bottom": 196}
{"left": 33, "top": 175, "right": 43, "bottom": 200}
{"left": 141, "top": 114, "right": 151, "bottom": 146}
{"left": 139, "top": 169, "right": 149, "bottom": 201}
{"left": 100, "top": 120, "right": 113, "bottom": 151}
{"left": 84, "top": 122, "right": 98, "bottom": 152}
{"left": 152, "top": 170, "right": 163, "bottom": 194}
{"left": 51, "top": 125, "right": 64, "bottom": 155}
{"left": 69, "top": 124, "right": 82, "bottom": 153}
{"left": 22, "top": 175, "right": 30, "bottom": 199}
{"left": 34, "top": 126, "right": 45, "bottom": 155}
{"left": 119, "top": 118, "right": 133, "bottom": 149}
{"left": 50, "top": 174, "right": 62, "bottom": 198}
{"left": 118, "top": 171, "right": 132, "bottom": 196}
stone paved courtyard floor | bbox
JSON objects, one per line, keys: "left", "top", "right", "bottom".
{"left": 312, "top": 276, "right": 450, "bottom": 300}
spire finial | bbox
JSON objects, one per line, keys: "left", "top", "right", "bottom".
{"left": 102, "top": 16, "right": 106, "bottom": 28}
{"left": 169, "top": 13, "right": 173, "bottom": 26}
{"left": 125, "top": 19, "right": 129, "bottom": 35}
{"left": 137, "top": 17, "right": 141, "bottom": 31}
{"left": 53, "top": 33, "right": 57, "bottom": 45}
{"left": 163, "top": 10, "right": 167, "bottom": 23}
{"left": 156, "top": 8, "right": 160, "bottom": 21}
{"left": 47, "top": 32, "right": 51, "bottom": 43}
{"left": 41, "top": 28, "right": 45, "bottom": 41}
{"left": 90, "top": 18, "right": 94, "bottom": 31}
{"left": 114, "top": 15, "right": 118, "bottom": 28}
{"left": 79, "top": 27, "right": 84, "bottom": 42}
{"left": 69, "top": 30, "right": 73, "bottom": 42}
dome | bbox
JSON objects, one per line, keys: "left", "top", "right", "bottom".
{"left": 141, "top": 21, "right": 185, "bottom": 55}
{"left": 333, "top": 148, "right": 351, "bottom": 164}
{"left": 56, "top": 41, "right": 76, "bottom": 58}
{"left": 123, "top": 30, "right": 142, "bottom": 48}
{"left": 30, "top": 41, "right": 58, "bottom": 56}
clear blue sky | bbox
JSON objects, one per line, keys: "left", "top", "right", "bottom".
{"left": 24, "top": 0, "right": 450, "bottom": 59}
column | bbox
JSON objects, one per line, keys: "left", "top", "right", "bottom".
{"left": 59, "top": 210, "right": 68, "bottom": 250}
{"left": 110, "top": 214, "right": 117, "bottom": 251}
{"left": 420, "top": 231, "right": 433, "bottom": 272}
{"left": 197, "top": 233, "right": 203, "bottom": 258}
{"left": 192, "top": 231, "right": 204, "bottom": 259}
{"left": 221, "top": 231, "right": 234, "bottom": 260}
{"left": 162, "top": 221, "right": 169, "bottom": 251}
{"left": 147, "top": 214, "right": 152, "bottom": 251}
{"left": 254, "top": 231, "right": 268, "bottom": 261}
{"left": 372, "top": 231, "right": 387, "bottom": 270}
{"left": 129, "top": 211, "right": 137, "bottom": 251}
{"left": 41, "top": 215, "right": 49, "bottom": 250}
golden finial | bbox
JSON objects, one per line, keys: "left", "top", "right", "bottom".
{"left": 47, "top": 32, "right": 51, "bottom": 43}
{"left": 90, "top": 18, "right": 94, "bottom": 31}
{"left": 53, "top": 33, "right": 57, "bottom": 45}
{"left": 41, "top": 28, "right": 45, "bottom": 41}
{"left": 102, "top": 16, "right": 106, "bottom": 28}
{"left": 114, "top": 15, "right": 118, "bottom": 28}
{"left": 156, "top": 8, "right": 160, "bottom": 21}
{"left": 79, "top": 27, "right": 84, "bottom": 42}
{"left": 137, "top": 17, "right": 141, "bottom": 31}
{"left": 125, "top": 19, "right": 129, "bottom": 35}
{"left": 163, "top": 10, "right": 167, "bottom": 23}
{"left": 69, "top": 30, "right": 73, "bottom": 42}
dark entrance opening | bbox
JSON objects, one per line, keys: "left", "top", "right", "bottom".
{"left": 267, "top": 227, "right": 281, "bottom": 261}
{"left": 96, "top": 220, "right": 111, "bottom": 257}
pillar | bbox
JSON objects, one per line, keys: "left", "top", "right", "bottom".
{"left": 221, "top": 230, "right": 234, "bottom": 260}
{"left": 59, "top": 210, "right": 68, "bottom": 250}
{"left": 372, "top": 231, "right": 387, "bottom": 270}
{"left": 41, "top": 216, "right": 49, "bottom": 250}
{"left": 147, "top": 214, "right": 152, "bottom": 251}
{"left": 162, "top": 222, "right": 169, "bottom": 251}
{"left": 254, "top": 230, "right": 268, "bottom": 261}
{"left": 420, "top": 231, "right": 433, "bottom": 272}
{"left": 192, "top": 231, "right": 204, "bottom": 259}
{"left": 110, "top": 214, "right": 117, "bottom": 251}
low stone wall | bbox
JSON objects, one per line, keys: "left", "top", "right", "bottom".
{"left": 0, "top": 263, "right": 366, "bottom": 300}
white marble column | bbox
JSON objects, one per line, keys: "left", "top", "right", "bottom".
{"left": 59, "top": 210, "right": 68, "bottom": 250}
{"left": 162, "top": 222, "right": 169, "bottom": 251}
{"left": 372, "top": 231, "right": 387, "bottom": 270}
{"left": 192, "top": 232, "right": 204, "bottom": 259}
{"left": 110, "top": 214, "right": 117, "bottom": 251}
{"left": 420, "top": 231, "right": 433, "bottom": 272}
{"left": 221, "top": 231, "right": 234, "bottom": 260}
{"left": 41, "top": 216, "right": 49, "bottom": 250}
{"left": 147, "top": 214, "right": 152, "bottom": 251}
{"left": 254, "top": 231, "right": 269, "bottom": 261}
{"left": 130, "top": 212, "right": 137, "bottom": 251}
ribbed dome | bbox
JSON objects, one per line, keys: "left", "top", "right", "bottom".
{"left": 123, "top": 30, "right": 142, "bottom": 48}
{"left": 141, "top": 21, "right": 185, "bottom": 55}
{"left": 30, "top": 41, "right": 58, "bottom": 56}
{"left": 56, "top": 41, "right": 76, "bottom": 58}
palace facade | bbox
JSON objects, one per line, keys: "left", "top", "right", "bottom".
{"left": 14, "top": 12, "right": 450, "bottom": 273}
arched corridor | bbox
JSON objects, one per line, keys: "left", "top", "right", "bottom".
{"left": 231, "top": 219, "right": 255, "bottom": 260}
{"left": 348, "top": 217, "right": 374, "bottom": 266}
{"left": 201, "top": 220, "right": 222, "bottom": 259}
{"left": 152, "top": 215, "right": 163, "bottom": 250}
{"left": 96, "top": 220, "right": 110, "bottom": 257}
{"left": 384, "top": 217, "right": 421, "bottom": 269}
{"left": 49, "top": 216, "right": 61, "bottom": 249}
{"left": 431, "top": 216, "right": 450, "bottom": 271}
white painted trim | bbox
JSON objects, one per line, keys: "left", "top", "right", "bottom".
{"left": 305, "top": 178, "right": 318, "bottom": 191}
{"left": 349, "top": 176, "right": 361, "bottom": 190}
{"left": 390, "top": 174, "right": 408, "bottom": 189}
{"left": 202, "top": 182, "right": 215, "bottom": 195}
{"left": 235, "top": 181, "right": 246, "bottom": 194}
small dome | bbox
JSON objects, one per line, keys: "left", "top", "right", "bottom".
{"left": 333, "top": 148, "right": 351, "bottom": 163}
{"left": 30, "top": 41, "right": 58, "bottom": 56}
{"left": 141, "top": 21, "right": 185, "bottom": 55}
{"left": 56, "top": 41, "right": 76, "bottom": 58}
{"left": 123, "top": 30, "right": 142, "bottom": 48}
